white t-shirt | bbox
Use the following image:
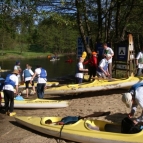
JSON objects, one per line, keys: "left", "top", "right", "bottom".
{"left": 102, "top": 47, "right": 114, "bottom": 63}
{"left": 3, "top": 74, "right": 18, "bottom": 92}
{"left": 97, "top": 58, "right": 108, "bottom": 75}
{"left": 75, "top": 62, "right": 84, "bottom": 78}
{"left": 22, "top": 69, "right": 34, "bottom": 81}
{"left": 14, "top": 65, "right": 21, "bottom": 78}
{"left": 35, "top": 68, "right": 47, "bottom": 83}
{"left": 136, "top": 52, "right": 143, "bottom": 68}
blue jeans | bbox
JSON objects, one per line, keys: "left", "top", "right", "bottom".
{"left": 76, "top": 77, "right": 83, "bottom": 84}
{"left": 37, "top": 83, "right": 46, "bottom": 99}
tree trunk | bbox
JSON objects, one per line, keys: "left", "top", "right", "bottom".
{"left": 75, "top": 0, "right": 91, "bottom": 55}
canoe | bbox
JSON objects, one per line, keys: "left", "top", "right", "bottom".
{"left": 1, "top": 99, "right": 68, "bottom": 108}
{"left": 19, "top": 81, "right": 59, "bottom": 89}
{"left": 44, "top": 75, "right": 143, "bottom": 95}
{"left": 0, "top": 69, "right": 11, "bottom": 72}
{"left": 15, "top": 116, "right": 143, "bottom": 143}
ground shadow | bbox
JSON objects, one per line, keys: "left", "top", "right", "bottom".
{"left": 44, "top": 88, "right": 128, "bottom": 100}
{"left": 105, "top": 113, "right": 128, "bottom": 123}
{"left": 10, "top": 121, "right": 79, "bottom": 143}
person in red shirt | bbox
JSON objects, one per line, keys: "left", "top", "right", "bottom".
{"left": 84, "top": 52, "right": 98, "bottom": 81}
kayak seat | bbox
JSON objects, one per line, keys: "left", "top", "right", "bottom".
{"left": 105, "top": 124, "right": 121, "bottom": 133}
{"left": 40, "top": 117, "right": 62, "bottom": 125}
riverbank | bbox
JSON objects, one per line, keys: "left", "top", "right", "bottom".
{"left": 0, "top": 89, "right": 142, "bottom": 143}
{"left": 0, "top": 51, "right": 76, "bottom": 60}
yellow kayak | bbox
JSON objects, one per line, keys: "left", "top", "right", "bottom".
{"left": 1, "top": 98, "right": 68, "bottom": 108}
{"left": 44, "top": 75, "right": 143, "bottom": 95}
{"left": 15, "top": 116, "right": 143, "bottom": 143}
{"left": 19, "top": 81, "right": 59, "bottom": 88}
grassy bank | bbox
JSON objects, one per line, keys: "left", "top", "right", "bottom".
{"left": 0, "top": 51, "right": 54, "bottom": 60}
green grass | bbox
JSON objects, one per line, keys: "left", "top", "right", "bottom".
{"left": 0, "top": 50, "right": 53, "bottom": 60}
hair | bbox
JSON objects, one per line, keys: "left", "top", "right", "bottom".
{"left": 45, "top": 119, "right": 52, "bottom": 124}
{"left": 36, "top": 65, "right": 41, "bottom": 68}
{"left": 103, "top": 43, "right": 107, "bottom": 46}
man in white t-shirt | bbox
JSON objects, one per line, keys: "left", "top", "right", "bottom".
{"left": 96, "top": 54, "right": 111, "bottom": 79}
{"left": 102, "top": 43, "right": 114, "bottom": 78}
{"left": 14, "top": 61, "right": 22, "bottom": 83}
{"left": 136, "top": 48, "right": 143, "bottom": 76}
{"left": 30, "top": 65, "right": 47, "bottom": 99}
{"left": 122, "top": 83, "right": 143, "bottom": 124}
{"left": 22, "top": 64, "right": 36, "bottom": 97}
{"left": 75, "top": 57, "right": 88, "bottom": 83}
{"left": 3, "top": 70, "right": 19, "bottom": 116}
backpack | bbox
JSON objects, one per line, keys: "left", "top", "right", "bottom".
{"left": 121, "top": 117, "right": 141, "bottom": 134}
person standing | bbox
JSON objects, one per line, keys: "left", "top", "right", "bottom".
{"left": 75, "top": 57, "right": 88, "bottom": 84}
{"left": 3, "top": 70, "right": 19, "bottom": 116}
{"left": 14, "top": 61, "right": 22, "bottom": 83}
{"left": 22, "top": 64, "right": 36, "bottom": 98}
{"left": 102, "top": 43, "right": 114, "bottom": 78}
{"left": 135, "top": 48, "right": 143, "bottom": 76}
{"left": 84, "top": 52, "right": 98, "bottom": 81}
{"left": 30, "top": 65, "right": 47, "bottom": 99}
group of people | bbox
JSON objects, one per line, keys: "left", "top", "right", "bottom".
{"left": 75, "top": 43, "right": 114, "bottom": 83}
{"left": 2, "top": 61, "right": 47, "bottom": 116}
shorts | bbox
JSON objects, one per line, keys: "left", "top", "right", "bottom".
{"left": 25, "top": 80, "right": 34, "bottom": 89}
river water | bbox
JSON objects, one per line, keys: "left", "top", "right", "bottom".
{"left": 0, "top": 55, "right": 77, "bottom": 80}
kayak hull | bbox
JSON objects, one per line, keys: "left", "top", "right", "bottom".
{"left": 44, "top": 76, "right": 143, "bottom": 95}
{"left": 1, "top": 99, "right": 68, "bottom": 108}
{"left": 15, "top": 116, "right": 143, "bottom": 143}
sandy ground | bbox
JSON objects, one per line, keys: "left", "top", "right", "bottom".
{"left": 0, "top": 88, "right": 142, "bottom": 143}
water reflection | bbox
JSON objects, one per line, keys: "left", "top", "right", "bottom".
{"left": 0, "top": 55, "right": 77, "bottom": 80}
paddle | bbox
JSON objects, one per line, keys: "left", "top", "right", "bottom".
{"left": 81, "top": 111, "right": 111, "bottom": 119}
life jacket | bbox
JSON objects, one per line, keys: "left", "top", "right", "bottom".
{"left": 60, "top": 116, "right": 80, "bottom": 125}
{"left": 40, "top": 68, "right": 47, "bottom": 78}
{"left": 24, "top": 69, "right": 31, "bottom": 78}
{"left": 4, "top": 74, "right": 16, "bottom": 87}
{"left": 97, "top": 60, "right": 108, "bottom": 73}
{"left": 76, "top": 63, "right": 83, "bottom": 73}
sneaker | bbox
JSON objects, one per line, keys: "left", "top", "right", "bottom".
{"left": 8, "top": 112, "right": 16, "bottom": 117}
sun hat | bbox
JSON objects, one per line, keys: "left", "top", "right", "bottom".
{"left": 121, "top": 92, "right": 132, "bottom": 108}
{"left": 12, "top": 70, "right": 19, "bottom": 75}
{"left": 92, "top": 52, "right": 97, "bottom": 55}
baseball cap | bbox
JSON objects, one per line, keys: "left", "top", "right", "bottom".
{"left": 121, "top": 92, "right": 132, "bottom": 108}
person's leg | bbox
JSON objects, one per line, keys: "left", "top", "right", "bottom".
{"left": 9, "top": 91, "right": 14, "bottom": 113}
{"left": 41, "top": 83, "right": 46, "bottom": 98}
{"left": 92, "top": 67, "right": 97, "bottom": 78}
{"left": 37, "top": 83, "right": 41, "bottom": 98}
{"left": 136, "top": 68, "right": 142, "bottom": 76}
{"left": 108, "top": 63, "right": 112, "bottom": 78}
{"left": 31, "top": 81, "right": 36, "bottom": 93}
{"left": 25, "top": 81, "right": 29, "bottom": 97}
{"left": 3, "top": 90, "right": 9, "bottom": 113}
{"left": 76, "top": 77, "right": 82, "bottom": 84}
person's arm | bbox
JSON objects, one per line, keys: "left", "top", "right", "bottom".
{"left": 22, "top": 71, "right": 24, "bottom": 81}
{"left": 30, "top": 72, "right": 37, "bottom": 83}
{"left": 128, "top": 104, "right": 137, "bottom": 118}
{"left": 15, "top": 77, "right": 19, "bottom": 95}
